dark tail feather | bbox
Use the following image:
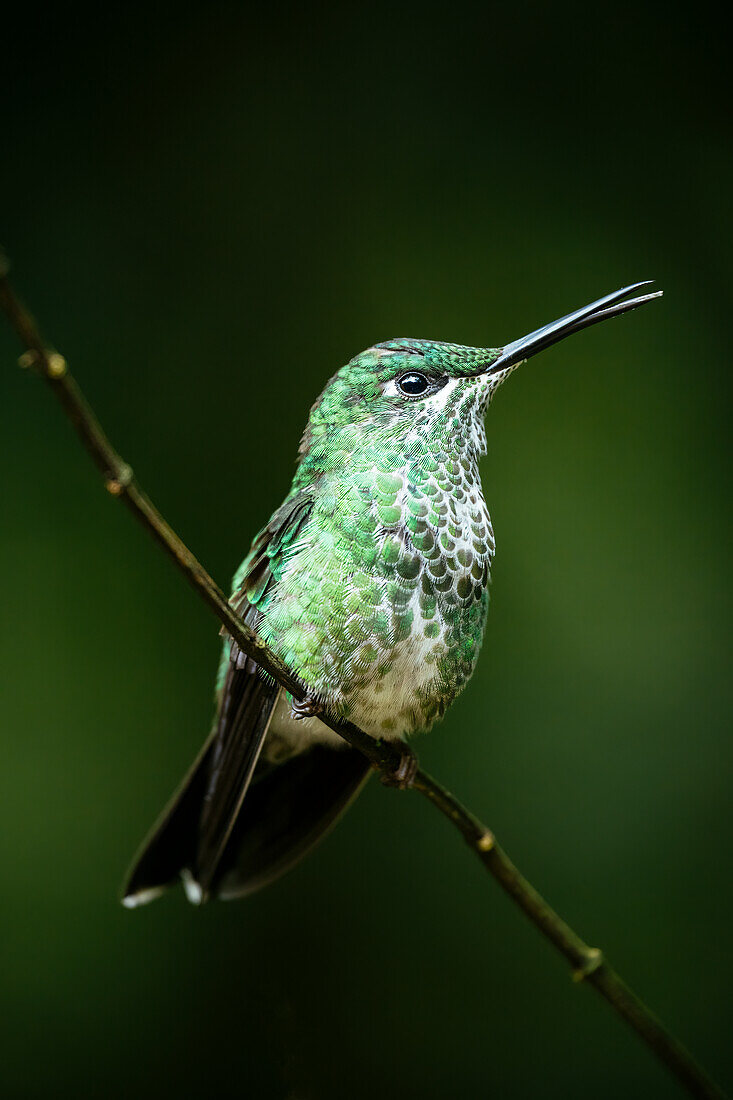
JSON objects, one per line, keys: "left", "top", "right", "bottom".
{"left": 122, "top": 741, "right": 371, "bottom": 906}
{"left": 122, "top": 661, "right": 278, "bottom": 907}
{"left": 121, "top": 736, "right": 216, "bottom": 908}
{"left": 214, "top": 746, "right": 372, "bottom": 899}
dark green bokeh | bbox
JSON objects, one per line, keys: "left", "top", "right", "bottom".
{"left": 2, "top": 6, "right": 731, "bottom": 1098}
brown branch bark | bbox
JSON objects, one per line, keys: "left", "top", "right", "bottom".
{"left": 0, "top": 255, "right": 726, "bottom": 1100}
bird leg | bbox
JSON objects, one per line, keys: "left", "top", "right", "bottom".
{"left": 380, "top": 743, "right": 419, "bottom": 790}
{"left": 290, "top": 695, "right": 323, "bottom": 721}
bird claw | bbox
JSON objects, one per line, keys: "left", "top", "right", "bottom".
{"left": 291, "top": 695, "right": 323, "bottom": 721}
{"left": 380, "top": 744, "right": 419, "bottom": 790}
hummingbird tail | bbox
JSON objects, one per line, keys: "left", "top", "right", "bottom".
{"left": 213, "top": 742, "right": 371, "bottom": 900}
{"left": 120, "top": 732, "right": 217, "bottom": 908}
{"left": 121, "top": 660, "right": 279, "bottom": 907}
{"left": 121, "top": 733, "right": 371, "bottom": 906}
{"left": 121, "top": 684, "right": 372, "bottom": 907}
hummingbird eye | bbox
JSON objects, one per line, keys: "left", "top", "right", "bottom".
{"left": 397, "top": 372, "right": 430, "bottom": 397}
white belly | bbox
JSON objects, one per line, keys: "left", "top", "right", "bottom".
{"left": 262, "top": 610, "right": 444, "bottom": 763}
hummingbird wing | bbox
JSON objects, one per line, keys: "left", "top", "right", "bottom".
{"left": 189, "top": 619, "right": 279, "bottom": 899}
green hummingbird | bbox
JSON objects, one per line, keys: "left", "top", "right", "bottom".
{"left": 123, "top": 282, "right": 661, "bottom": 907}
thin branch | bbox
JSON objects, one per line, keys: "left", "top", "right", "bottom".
{"left": 0, "top": 257, "right": 726, "bottom": 1100}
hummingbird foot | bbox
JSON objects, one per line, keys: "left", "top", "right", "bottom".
{"left": 379, "top": 744, "right": 419, "bottom": 790}
{"left": 290, "top": 695, "right": 323, "bottom": 721}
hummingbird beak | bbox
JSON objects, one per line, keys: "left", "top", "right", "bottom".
{"left": 484, "top": 281, "right": 663, "bottom": 374}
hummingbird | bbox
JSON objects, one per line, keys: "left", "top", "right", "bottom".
{"left": 122, "top": 282, "right": 662, "bottom": 907}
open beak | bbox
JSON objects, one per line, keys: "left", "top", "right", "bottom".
{"left": 486, "top": 281, "right": 663, "bottom": 374}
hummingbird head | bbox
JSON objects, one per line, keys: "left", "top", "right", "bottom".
{"left": 299, "top": 282, "right": 662, "bottom": 468}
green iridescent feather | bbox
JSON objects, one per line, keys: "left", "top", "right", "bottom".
{"left": 225, "top": 340, "right": 506, "bottom": 738}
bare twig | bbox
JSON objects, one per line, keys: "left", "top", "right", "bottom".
{"left": 0, "top": 257, "right": 726, "bottom": 1100}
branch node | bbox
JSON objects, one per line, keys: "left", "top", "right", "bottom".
{"left": 476, "top": 830, "right": 495, "bottom": 852}
{"left": 105, "top": 463, "right": 134, "bottom": 496}
{"left": 18, "top": 350, "right": 39, "bottom": 371}
{"left": 18, "top": 349, "right": 67, "bottom": 377}
{"left": 47, "top": 352, "right": 67, "bottom": 378}
{"left": 572, "top": 947, "right": 604, "bottom": 983}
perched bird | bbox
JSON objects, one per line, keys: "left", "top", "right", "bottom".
{"left": 123, "top": 282, "right": 662, "bottom": 907}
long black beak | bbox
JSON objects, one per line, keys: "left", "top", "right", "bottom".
{"left": 487, "top": 281, "right": 663, "bottom": 374}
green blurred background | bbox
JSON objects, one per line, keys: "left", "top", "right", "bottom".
{"left": 2, "top": 4, "right": 731, "bottom": 1098}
